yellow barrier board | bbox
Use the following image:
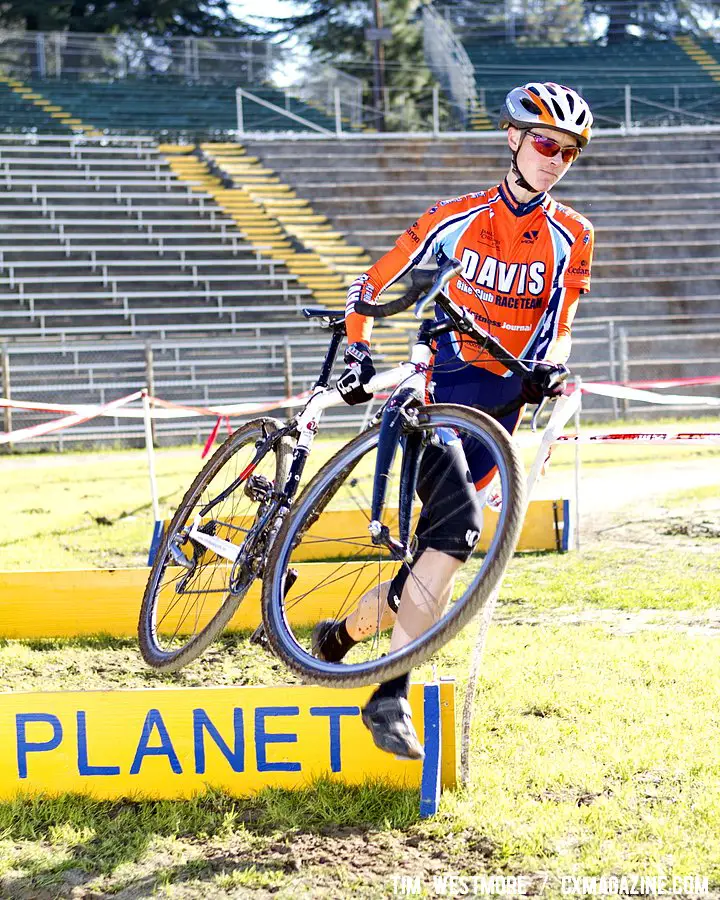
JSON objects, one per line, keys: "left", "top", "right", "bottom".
{"left": 0, "top": 500, "right": 569, "bottom": 639}
{"left": 0, "top": 682, "right": 455, "bottom": 800}
{"left": 164, "top": 498, "right": 569, "bottom": 560}
{"left": 0, "top": 562, "right": 394, "bottom": 638}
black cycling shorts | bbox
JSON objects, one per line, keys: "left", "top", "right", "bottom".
{"left": 387, "top": 435, "right": 485, "bottom": 614}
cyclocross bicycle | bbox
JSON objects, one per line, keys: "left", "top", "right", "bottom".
{"left": 139, "top": 258, "right": 554, "bottom": 679}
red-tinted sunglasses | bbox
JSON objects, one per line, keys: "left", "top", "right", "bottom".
{"left": 527, "top": 131, "right": 581, "bottom": 164}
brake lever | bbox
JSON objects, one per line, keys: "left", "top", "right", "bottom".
{"left": 530, "top": 369, "right": 570, "bottom": 432}
{"left": 530, "top": 397, "right": 549, "bottom": 432}
{"left": 414, "top": 259, "right": 464, "bottom": 319}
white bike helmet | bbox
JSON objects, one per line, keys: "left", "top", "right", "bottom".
{"left": 500, "top": 82, "right": 593, "bottom": 148}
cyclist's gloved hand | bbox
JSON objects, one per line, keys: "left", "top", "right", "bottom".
{"left": 337, "top": 341, "right": 376, "bottom": 406}
{"left": 520, "top": 362, "right": 569, "bottom": 404}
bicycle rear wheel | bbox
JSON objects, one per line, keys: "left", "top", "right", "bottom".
{"left": 262, "top": 404, "right": 525, "bottom": 687}
{"left": 139, "top": 417, "right": 292, "bottom": 671}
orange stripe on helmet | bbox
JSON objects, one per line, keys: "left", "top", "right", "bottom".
{"left": 521, "top": 88, "right": 555, "bottom": 126}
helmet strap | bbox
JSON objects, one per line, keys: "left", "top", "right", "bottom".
{"left": 510, "top": 131, "right": 540, "bottom": 194}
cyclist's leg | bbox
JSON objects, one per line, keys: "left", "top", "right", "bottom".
{"left": 312, "top": 436, "right": 482, "bottom": 663}
{"left": 363, "top": 368, "right": 523, "bottom": 757}
{"left": 312, "top": 580, "right": 396, "bottom": 662}
{"left": 363, "top": 437, "right": 484, "bottom": 759}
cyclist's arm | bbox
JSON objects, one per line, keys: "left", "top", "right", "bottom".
{"left": 544, "top": 288, "right": 580, "bottom": 365}
{"left": 545, "top": 221, "right": 592, "bottom": 364}
{"left": 345, "top": 244, "right": 414, "bottom": 345}
{"left": 345, "top": 200, "right": 447, "bottom": 345}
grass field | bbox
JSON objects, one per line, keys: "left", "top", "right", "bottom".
{"left": 0, "top": 431, "right": 719, "bottom": 898}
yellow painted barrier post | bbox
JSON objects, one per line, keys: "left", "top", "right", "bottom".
{"left": 0, "top": 682, "right": 456, "bottom": 811}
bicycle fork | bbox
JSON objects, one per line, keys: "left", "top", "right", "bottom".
{"left": 368, "top": 342, "right": 432, "bottom": 562}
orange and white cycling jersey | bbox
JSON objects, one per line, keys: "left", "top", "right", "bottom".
{"left": 346, "top": 180, "right": 594, "bottom": 375}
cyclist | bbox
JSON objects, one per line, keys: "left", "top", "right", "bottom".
{"left": 314, "top": 82, "right": 594, "bottom": 760}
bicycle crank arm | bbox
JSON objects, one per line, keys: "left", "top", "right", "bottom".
{"left": 188, "top": 517, "right": 240, "bottom": 563}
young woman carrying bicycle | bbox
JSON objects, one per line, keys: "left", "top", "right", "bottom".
{"left": 316, "top": 82, "right": 596, "bottom": 760}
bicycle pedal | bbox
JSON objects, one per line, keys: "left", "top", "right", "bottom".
{"left": 283, "top": 567, "right": 298, "bottom": 597}
{"left": 249, "top": 623, "right": 269, "bottom": 648}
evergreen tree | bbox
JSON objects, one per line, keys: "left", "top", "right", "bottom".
{"left": 270, "top": 0, "right": 441, "bottom": 130}
{"left": 589, "top": 0, "right": 720, "bottom": 43}
{"left": 0, "top": 1, "right": 256, "bottom": 37}
{"left": 436, "top": 0, "right": 720, "bottom": 43}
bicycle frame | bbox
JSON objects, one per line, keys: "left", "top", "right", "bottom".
{"left": 183, "top": 257, "right": 559, "bottom": 569}
{"left": 183, "top": 326, "right": 432, "bottom": 566}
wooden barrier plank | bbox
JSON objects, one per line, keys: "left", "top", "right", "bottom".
{"left": 0, "top": 682, "right": 455, "bottom": 800}
{"left": 0, "top": 500, "right": 569, "bottom": 639}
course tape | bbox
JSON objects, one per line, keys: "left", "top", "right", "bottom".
{"left": 580, "top": 381, "right": 720, "bottom": 407}
{"left": 0, "top": 390, "right": 145, "bottom": 445}
{"left": 558, "top": 432, "right": 720, "bottom": 445}
{"left": 0, "top": 389, "right": 312, "bottom": 445}
{"left": 1, "top": 376, "right": 718, "bottom": 446}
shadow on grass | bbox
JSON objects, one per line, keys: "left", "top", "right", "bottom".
{"left": 16, "top": 631, "right": 259, "bottom": 654}
{"left": 18, "top": 634, "right": 139, "bottom": 652}
{"left": 0, "top": 779, "right": 419, "bottom": 896}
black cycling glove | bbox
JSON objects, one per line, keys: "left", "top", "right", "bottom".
{"left": 337, "top": 341, "right": 376, "bottom": 406}
{"left": 520, "top": 362, "right": 569, "bottom": 405}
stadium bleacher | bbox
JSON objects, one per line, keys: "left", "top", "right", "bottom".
{"left": 19, "top": 78, "right": 338, "bottom": 136}
{"left": 0, "top": 133, "right": 360, "bottom": 441}
{"left": 0, "top": 78, "right": 75, "bottom": 134}
{"left": 464, "top": 39, "right": 720, "bottom": 127}
{"left": 0, "top": 23, "right": 718, "bottom": 442}
{"left": 241, "top": 133, "right": 720, "bottom": 394}
{"left": 0, "top": 134, "right": 317, "bottom": 335}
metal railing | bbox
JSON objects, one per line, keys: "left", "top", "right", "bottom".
{"left": 422, "top": 3, "right": 478, "bottom": 127}
{"left": 0, "top": 30, "right": 279, "bottom": 81}
{"left": 433, "top": 1, "right": 720, "bottom": 43}
{"left": 3, "top": 315, "right": 718, "bottom": 449}
{"left": 291, "top": 65, "right": 363, "bottom": 132}
{"left": 0, "top": 29, "right": 364, "bottom": 131}
{"left": 234, "top": 83, "right": 720, "bottom": 135}
{"left": 476, "top": 81, "right": 720, "bottom": 130}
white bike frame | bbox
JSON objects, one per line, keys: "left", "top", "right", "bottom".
{"left": 187, "top": 341, "right": 433, "bottom": 563}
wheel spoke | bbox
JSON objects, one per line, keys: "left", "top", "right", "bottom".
{"left": 263, "top": 406, "right": 525, "bottom": 686}
{"left": 140, "top": 421, "right": 290, "bottom": 669}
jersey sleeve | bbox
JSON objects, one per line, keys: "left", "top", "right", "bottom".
{"left": 345, "top": 244, "right": 413, "bottom": 345}
{"left": 346, "top": 197, "right": 471, "bottom": 345}
{"left": 562, "top": 223, "right": 594, "bottom": 293}
{"left": 395, "top": 199, "right": 461, "bottom": 264}
{"left": 545, "top": 288, "right": 580, "bottom": 364}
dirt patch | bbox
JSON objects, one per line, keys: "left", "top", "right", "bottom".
{"left": 0, "top": 827, "right": 509, "bottom": 899}
{"left": 494, "top": 606, "right": 720, "bottom": 636}
{"left": 538, "top": 456, "right": 720, "bottom": 547}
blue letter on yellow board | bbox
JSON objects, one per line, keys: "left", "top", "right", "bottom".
{"left": 255, "top": 707, "right": 301, "bottom": 772}
{"left": 16, "top": 713, "right": 62, "bottom": 779}
{"left": 193, "top": 708, "right": 244, "bottom": 774}
{"left": 130, "top": 709, "right": 182, "bottom": 775}
{"left": 77, "top": 711, "right": 120, "bottom": 776}
{"left": 310, "top": 706, "right": 360, "bottom": 773}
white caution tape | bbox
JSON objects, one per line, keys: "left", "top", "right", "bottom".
{"left": 0, "top": 390, "right": 145, "bottom": 445}
{"left": 582, "top": 382, "right": 720, "bottom": 407}
{"left": 558, "top": 432, "right": 720, "bottom": 445}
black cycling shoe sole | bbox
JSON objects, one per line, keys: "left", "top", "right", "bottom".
{"left": 361, "top": 697, "right": 425, "bottom": 761}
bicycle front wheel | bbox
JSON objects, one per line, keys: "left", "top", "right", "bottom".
{"left": 139, "top": 417, "right": 292, "bottom": 671}
{"left": 262, "top": 404, "right": 525, "bottom": 687}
